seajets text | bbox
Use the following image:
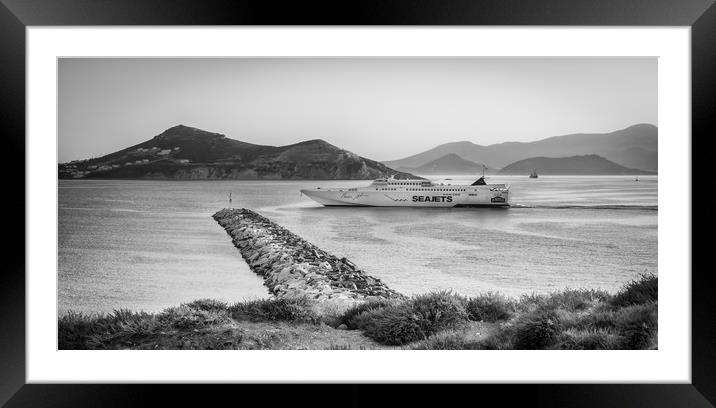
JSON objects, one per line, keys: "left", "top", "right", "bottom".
{"left": 412, "top": 195, "right": 453, "bottom": 202}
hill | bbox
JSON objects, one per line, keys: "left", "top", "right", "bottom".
{"left": 396, "top": 153, "right": 492, "bottom": 175}
{"left": 497, "top": 154, "right": 656, "bottom": 175}
{"left": 384, "top": 124, "right": 657, "bottom": 172}
{"left": 59, "top": 125, "right": 420, "bottom": 180}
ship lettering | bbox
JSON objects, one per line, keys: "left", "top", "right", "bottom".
{"left": 412, "top": 196, "right": 453, "bottom": 203}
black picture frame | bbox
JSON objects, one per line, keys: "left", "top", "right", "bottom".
{"left": 1, "top": 0, "right": 711, "bottom": 406}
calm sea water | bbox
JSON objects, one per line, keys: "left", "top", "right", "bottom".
{"left": 58, "top": 175, "right": 657, "bottom": 314}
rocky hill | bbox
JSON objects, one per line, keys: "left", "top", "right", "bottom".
{"left": 396, "top": 153, "right": 493, "bottom": 175}
{"left": 59, "top": 125, "right": 419, "bottom": 180}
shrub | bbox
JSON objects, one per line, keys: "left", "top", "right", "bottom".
{"left": 511, "top": 309, "right": 562, "bottom": 349}
{"left": 347, "top": 291, "right": 470, "bottom": 345}
{"left": 556, "top": 328, "right": 622, "bottom": 350}
{"left": 185, "top": 299, "right": 229, "bottom": 313}
{"left": 354, "top": 306, "right": 425, "bottom": 345}
{"left": 477, "top": 327, "right": 515, "bottom": 350}
{"left": 610, "top": 273, "right": 658, "bottom": 307}
{"left": 340, "top": 298, "right": 398, "bottom": 329}
{"left": 465, "top": 292, "right": 514, "bottom": 322}
{"left": 86, "top": 313, "right": 158, "bottom": 349}
{"left": 158, "top": 304, "right": 232, "bottom": 330}
{"left": 409, "top": 291, "right": 469, "bottom": 334}
{"left": 517, "top": 289, "right": 610, "bottom": 314}
{"left": 59, "top": 312, "right": 101, "bottom": 349}
{"left": 547, "top": 289, "right": 611, "bottom": 311}
{"left": 613, "top": 301, "right": 658, "bottom": 349}
{"left": 229, "top": 297, "right": 318, "bottom": 323}
{"left": 59, "top": 309, "right": 156, "bottom": 349}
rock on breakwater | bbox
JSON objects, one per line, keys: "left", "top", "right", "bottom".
{"left": 213, "top": 208, "right": 404, "bottom": 309}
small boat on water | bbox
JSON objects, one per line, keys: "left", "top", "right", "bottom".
{"left": 300, "top": 176, "right": 510, "bottom": 207}
{"left": 529, "top": 169, "right": 538, "bottom": 178}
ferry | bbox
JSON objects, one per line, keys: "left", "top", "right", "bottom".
{"left": 300, "top": 176, "right": 510, "bottom": 207}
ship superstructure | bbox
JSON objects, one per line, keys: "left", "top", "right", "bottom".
{"left": 300, "top": 176, "right": 509, "bottom": 207}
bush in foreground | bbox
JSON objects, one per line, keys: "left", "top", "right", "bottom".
{"left": 475, "top": 274, "right": 658, "bottom": 350}
{"left": 465, "top": 292, "right": 515, "bottom": 322}
{"left": 59, "top": 309, "right": 157, "bottom": 349}
{"left": 610, "top": 273, "right": 658, "bottom": 307}
{"left": 516, "top": 288, "right": 610, "bottom": 314}
{"left": 414, "top": 274, "right": 658, "bottom": 350}
{"left": 59, "top": 297, "right": 320, "bottom": 349}
{"left": 341, "top": 291, "right": 469, "bottom": 345}
{"left": 555, "top": 328, "right": 622, "bottom": 350}
{"left": 228, "top": 297, "right": 318, "bottom": 323}
{"left": 158, "top": 304, "right": 232, "bottom": 330}
{"left": 59, "top": 275, "right": 658, "bottom": 350}
{"left": 340, "top": 298, "right": 398, "bottom": 329}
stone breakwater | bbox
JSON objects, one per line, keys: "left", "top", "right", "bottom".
{"left": 213, "top": 208, "right": 404, "bottom": 307}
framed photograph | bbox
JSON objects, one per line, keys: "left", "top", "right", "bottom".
{"left": 3, "top": 0, "right": 711, "bottom": 406}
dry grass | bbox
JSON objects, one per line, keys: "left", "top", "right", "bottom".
{"left": 59, "top": 275, "right": 658, "bottom": 350}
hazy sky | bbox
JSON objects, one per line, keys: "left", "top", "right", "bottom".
{"left": 58, "top": 58, "right": 656, "bottom": 163}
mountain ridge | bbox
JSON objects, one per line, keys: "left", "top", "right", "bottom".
{"left": 396, "top": 153, "right": 493, "bottom": 175}
{"left": 497, "top": 154, "right": 656, "bottom": 175}
{"left": 383, "top": 124, "right": 657, "bottom": 172}
{"left": 59, "top": 125, "right": 420, "bottom": 180}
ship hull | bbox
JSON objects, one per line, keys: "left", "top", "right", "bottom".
{"left": 300, "top": 188, "right": 509, "bottom": 207}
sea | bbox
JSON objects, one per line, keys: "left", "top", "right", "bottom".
{"left": 58, "top": 175, "right": 657, "bottom": 314}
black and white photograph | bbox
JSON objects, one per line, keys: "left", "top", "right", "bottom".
{"left": 56, "top": 57, "right": 659, "bottom": 351}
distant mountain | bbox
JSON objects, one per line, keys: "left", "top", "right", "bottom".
{"left": 384, "top": 124, "right": 657, "bottom": 172}
{"left": 497, "top": 154, "right": 656, "bottom": 175}
{"left": 59, "top": 125, "right": 420, "bottom": 180}
{"left": 396, "top": 153, "right": 493, "bottom": 175}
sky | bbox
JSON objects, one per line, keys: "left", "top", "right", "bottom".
{"left": 58, "top": 57, "right": 657, "bottom": 163}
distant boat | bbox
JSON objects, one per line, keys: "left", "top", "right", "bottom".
{"left": 529, "top": 169, "right": 538, "bottom": 178}
{"left": 635, "top": 176, "right": 639, "bottom": 182}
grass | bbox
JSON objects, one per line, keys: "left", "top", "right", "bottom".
{"left": 465, "top": 292, "right": 515, "bottom": 322}
{"left": 59, "top": 309, "right": 158, "bottom": 350}
{"left": 59, "top": 297, "right": 325, "bottom": 350}
{"left": 59, "top": 274, "right": 658, "bottom": 350}
{"left": 340, "top": 291, "right": 469, "bottom": 345}
{"left": 473, "top": 274, "right": 658, "bottom": 350}
{"left": 228, "top": 297, "right": 319, "bottom": 323}
{"left": 610, "top": 272, "right": 658, "bottom": 307}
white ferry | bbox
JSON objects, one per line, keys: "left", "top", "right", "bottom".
{"left": 300, "top": 176, "right": 510, "bottom": 207}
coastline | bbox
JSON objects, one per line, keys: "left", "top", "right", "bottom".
{"left": 58, "top": 274, "right": 657, "bottom": 350}
{"left": 59, "top": 209, "right": 657, "bottom": 350}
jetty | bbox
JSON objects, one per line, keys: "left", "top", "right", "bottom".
{"left": 213, "top": 208, "right": 403, "bottom": 308}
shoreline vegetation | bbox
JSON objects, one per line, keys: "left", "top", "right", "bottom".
{"left": 58, "top": 273, "right": 657, "bottom": 350}
{"left": 58, "top": 208, "right": 657, "bottom": 350}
